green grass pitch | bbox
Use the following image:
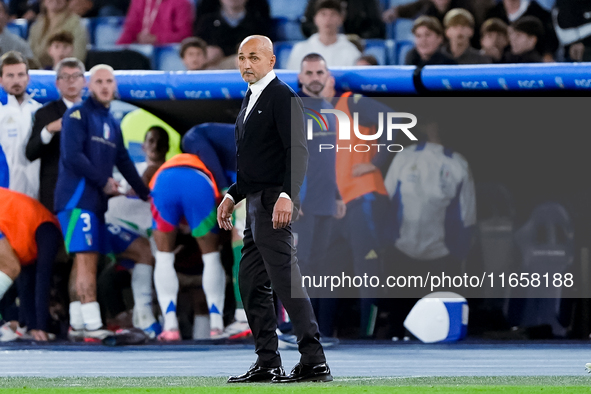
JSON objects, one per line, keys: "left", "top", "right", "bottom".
{"left": 1, "top": 376, "right": 590, "bottom": 393}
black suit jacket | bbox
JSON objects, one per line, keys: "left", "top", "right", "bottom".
{"left": 25, "top": 99, "right": 67, "bottom": 211}
{"left": 227, "top": 76, "right": 308, "bottom": 205}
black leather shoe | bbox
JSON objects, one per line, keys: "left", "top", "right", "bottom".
{"left": 271, "top": 362, "right": 333, "bottom": 383}
{"left": 227, "top": 363, "right": 285, "bottom": 383}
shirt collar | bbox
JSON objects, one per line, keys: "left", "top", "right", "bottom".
{"left": 248, "top": 69, "right": 276, "bottom": 96}
{"left": 62, "top": 97, "right": 76, "bottom": 108}
{"left": 7, "top": 93, "right": 32, "bottom": 108}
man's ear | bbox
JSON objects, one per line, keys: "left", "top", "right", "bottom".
{"left": 270, "top": 54, "right": 276, "bottom": 68}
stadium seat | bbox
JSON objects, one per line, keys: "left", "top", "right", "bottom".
{"left": 388, "top": 0, "right": 416, "bottom": 6}
{"left": 91, "top": 16, "right": 126, "bottom": 48}
{"left": 509, "top": 202, "right": 574, "bottom": 337}
{"left": 6, "top": 19, "right": 28, "bottom": 39}
{"left": 154, "top": 45, "right": 184, "bottom": 71}
{"left": 274, "top": 41, "right": 295, "bottom": 69}
{"left": 536, "top": 0, "right": 555, "bottom": 10}
{"left": 269, "top": 0, "right": 307, "bottom": 19}
{"left": 387, "top": 18, "right": 414, "bottom": 41}
{"left": 272, "top": 17, "right": 305, "bottom": 42}
{"left": 364, "top": 39, "right": 396, "bottom": 65}
{"left": 395, "top": 40, "right": 414, "bottom": 65}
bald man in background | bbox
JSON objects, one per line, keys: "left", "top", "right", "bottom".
{"left": 218, "top": 35, "right": 331, "bottom": 384}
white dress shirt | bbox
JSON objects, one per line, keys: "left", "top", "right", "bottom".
{"left": 0, "top": 94, "right": 42, "bottom": 198}
{"left": 40, "top": 97, "right": 75, "bottom": 145}
{"left": 224, "top": 69, "right": 290, "bottom": 204}
{"left": 286, "top": 33, "right": 362, "bottom": 70}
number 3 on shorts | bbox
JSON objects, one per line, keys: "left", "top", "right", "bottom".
{"left": 81, "top": 213, "right": 92, "bottom": 232}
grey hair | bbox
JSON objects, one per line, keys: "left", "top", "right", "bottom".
{"left": 55, "top": 57, "right": 85, "bottom": 76}
{"left": 89, "top": 64, "right": 115, "bottom": 79}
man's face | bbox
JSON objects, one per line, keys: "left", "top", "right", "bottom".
{"left": 445, "top": 25, "right": 473, "bottom": 47}
{"left": 414, "top": 26, "right": 443, "bottom": 59}
{"left": 0, "top": 63, "right": 29, "bottom": 98}
{"left": 220, "top": 0, "right": 246, "bottom": 10}
{"left": 238, "top": 39, "right": 276, "bottom": 84}
{"left": 508, "top": 28, "right": 536, "bottom": 55}
{"left": 48, "top": 42, "right": 74, "bottom": 66}
{"left": 56, "top": 66, "right": 85, "bottom": 100}
{"left": 481, "top": 31, "right": 509, "bottom": 52}
{"left": 142, "top": 129, "right": 166, "bottom": 161}
{"left": 182, "top": 47, "right": 207, "bottom": 71}
{"left": 313, "top": 8, "right": 343, "bottom": 35}
{"left": 299, "top": 59, "right": 329, "bottom": 97}
{"left": 89, "top": 68, "right": 116, "bottom": 105}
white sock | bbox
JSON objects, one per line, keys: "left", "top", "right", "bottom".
{"left": 132, "top": 263, "right": 156, "bottom": 329}
{"left": 193, "top": 315, "right": 210, "bottom": 339}
{"left": 80, "top": 301, "right": 102, "bottom": 331}
{"left": 0, "top": 271, "right": 13, "bottom": 301}
{"left": 69, "top": 301, "right": 84, "bottom": 330}
{"left": 154, "top": 251, "right": 179, "bottom": 331}
{"left": 202, "top": 251, "right": 225, "bottom": 331}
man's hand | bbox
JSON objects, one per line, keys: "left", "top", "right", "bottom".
{"left": 46, "top": 118, "right": 62, "bottom": 134}
{"left": 29, "top": 329, "right": 49, "bottom": 341}
{"left": 217, "top": 197, "right": 235, "bottom": 230}
{"left": 334, "top": 199, "right": 346, "bottom": 219}
{"left": 273, "top": 197, "right": 292, "bottom": 229}
{"left": 382, "top": 7, "right": 398, "bottom": 23}
{"left": 352, "top": 163, "right": 377, "bottom": 177}
{"left": 103, "top": 177, "right": 122, "bottom": 196}
{"left": 569, "top": 42, "right": 585, "bottom": 62}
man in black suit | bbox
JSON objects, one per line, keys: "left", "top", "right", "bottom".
{"left": 26, "top": 57, "right": 86, "bottom": 211}
{"left": 218, "top": 35, "right": 331, "bottom": 384}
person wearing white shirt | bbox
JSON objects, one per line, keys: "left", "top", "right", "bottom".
{"left": 26, "top": 58, "right": 86, "bottom": 211}
{"left": 286, "top": 0, "right": 361, "bottom": 70}
{"left": 0, "top": 51, "right": 42, "bottom": 199}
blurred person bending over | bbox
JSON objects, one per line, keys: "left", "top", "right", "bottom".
{"left": 149, "top": 153, "right": 225, "bottom": 341}
{"left": 0, "top": 51, "right": 42, "bottom": 198}
{"left": 54, "top": 64, "right": 150, "bottom": 341}
{"left": 26, "top": 57, "right": 85, "bottom": 212}
{"left": 0, "top": 187, "right": 62, "bottom": 341}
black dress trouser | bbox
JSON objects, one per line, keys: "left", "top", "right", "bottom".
{"left": 239, "top": 186, "right": 326, "bottom": 367}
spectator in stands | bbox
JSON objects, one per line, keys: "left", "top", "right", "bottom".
{"left": 117, "top": 0, "right": 194, "bottom": 45}
{"left": 485, "top": 0, "right": 557, "bottom": 61}
{"left": 286, "top": 0, "right": 361, "bottom": 70}
{"left": 503, "top": 16, "right": 544, "bottom": 63}
{"left": 0, "top": 51, "right": 42, "bottom": 199}
{"left": 45, "top": 31, "right": 75, "bottom": 70}
{"left": 25, "top": 58, "right": 85, "bottom": 212}
{"left": 0, "top": 2, "right": 35, "bottom": 59}
{"left": 179, "top": 37, "right": 208, "bottom": 71}
{"left": 302, "top": 0, "right": 385, "bottom": 39}
{"left": 194, "top": 0, "right": 271, "bottom": 69}
{"left": 553, "top": 0, "right": 591, "bottom": 62}
{"left": 405, "top": 16, "right": 456, "bottom": 66}
{"left": 356, "top": 54, "right": 378, "bottom": 66}
{"left": 442, "top": 8, "right": 491, "bottom": 64}
{"left": 28, "top": 0, "right": 88, "bottom": 69}
{"left": 480, "top": 18, "right": 509, "bottom": 62}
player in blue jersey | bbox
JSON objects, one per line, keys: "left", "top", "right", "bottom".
{"left": 54, "top": 64, "right": 150, "bottom": 341}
